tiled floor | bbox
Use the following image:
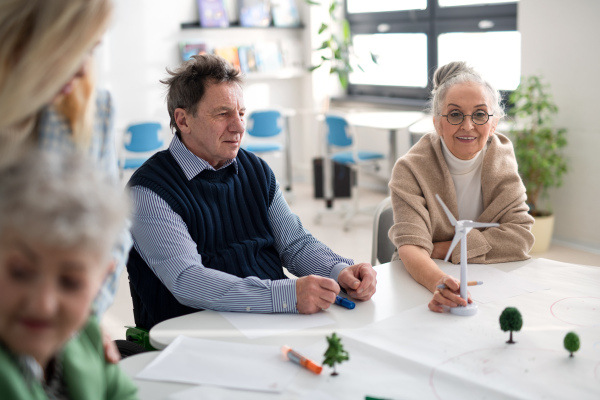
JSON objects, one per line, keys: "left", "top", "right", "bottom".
{"left": 103, "top": 182, "right": 600, "bottom": 339}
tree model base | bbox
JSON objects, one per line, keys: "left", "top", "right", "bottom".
{"left": 450, "top": 303, "right": 478, "bottom": 316}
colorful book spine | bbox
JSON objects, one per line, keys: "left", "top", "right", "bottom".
{"left": 198, "top": 0, "right": 229, "bottom": 28}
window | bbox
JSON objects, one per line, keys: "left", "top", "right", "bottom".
{"left": 345, "top": 0, "right": 519, "bottom": 104}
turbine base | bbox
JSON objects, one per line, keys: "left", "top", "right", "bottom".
{"left": 450, "top": 303, "right": 478, "bottom": 316}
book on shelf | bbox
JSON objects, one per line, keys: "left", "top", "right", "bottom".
{"left": 211, "top": 42, "right": 287, "bottom": 75}
{"left": 197, "top": 0, "right": 229, "bottom": 28}
{"left": 179, "top": 41, "right": 209, "bottom": 62}
{"left": 214, "top": 46, "right": 241, "bottom": 72}
{"left": 239, "top": 0, "right": 271, "bottom": 27}
{"left": 238, "top": 45, "right": 258, "bottom": 73}
{"left": 271, "top": 0, "right": 300, "bottom": 27}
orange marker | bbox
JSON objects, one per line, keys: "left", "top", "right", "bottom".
{"left": 281, "top": 345, "right": 322, "bottom": 374}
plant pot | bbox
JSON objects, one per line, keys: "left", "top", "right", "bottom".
{"left": 530, "top": 214, "right": 555, "bottom": 253}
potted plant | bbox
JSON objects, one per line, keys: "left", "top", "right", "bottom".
{"left": 508, "top": 75, "right": 568, "bottom": 253}
{"left": 304, "top": 0, "right": 377, "bottom": 109}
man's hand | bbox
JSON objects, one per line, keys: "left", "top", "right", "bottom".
{"left": 337, "top": 263, "right": 377, "bottom": 301}
{"left": 428, "top": 275, "right": 472, "bottom": 313}
{"left": 101, "top": 325, "right": 121, "bottom": 363}
{"left": 296, "top": 275, "right": 340, "bottom": 314}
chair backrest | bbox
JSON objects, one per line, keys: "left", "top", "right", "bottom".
{"left": 246, "top": 110, "right": 282, "bottom": 138}
{"left": 124, "top": 122, "right": 163, "bottom": 152}
{"left": 371, "top": 197, "right": 396, "bottom": 265}
{"left": 325, "top": 114, "right": 353, "bottom": 148}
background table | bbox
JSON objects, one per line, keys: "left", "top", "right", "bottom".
{"left": 121, "top": 259, "right": 600, "bottom": 399}
{"left": 344, "top": 111, "right": 425, "bottom": 174}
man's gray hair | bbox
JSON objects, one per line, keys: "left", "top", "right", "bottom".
{"left": 161, "top": 54, "right": 243, "bottom": 135}
{"left": 0, "top": 151, "right": 129, "bottom": 258}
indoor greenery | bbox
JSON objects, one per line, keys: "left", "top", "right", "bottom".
{"left": 304, "top": 0, "right": 375, "bottom": 89}
{"left": 508, "top": 75, "right": 568, "bottom": 217}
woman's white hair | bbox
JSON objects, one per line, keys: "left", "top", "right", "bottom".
{"left": 0, "top": 151, "right": 128, "bottom": 258}
{"left": 429, "top": 61, "right": 505, "bottom": 120}
{"left": 0, "top": 0, "right": 113, "bottom": 129}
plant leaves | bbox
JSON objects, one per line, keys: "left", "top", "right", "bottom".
{"left": 507, "top": 74, "right": 568, "bottom": 212}
{"left": 329, "top": 0, "right": 337, "bottom": 16}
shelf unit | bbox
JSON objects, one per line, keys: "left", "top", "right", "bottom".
{"left": 177, "top": 16, "right": 311, "bottom": 184}
{"left": 181, "top": 22, "right": 304, "bottom": 30}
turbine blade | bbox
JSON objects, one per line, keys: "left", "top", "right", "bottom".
{"left": 435, "top": 194, "right": 457, "bottom": 226}
{"left": 444, "top": 234, "right": 462, "bottom": 262}
{"left": 464, "top": 221, "right": 500, "bottom": 229}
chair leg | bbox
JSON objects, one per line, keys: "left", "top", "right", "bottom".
{"left": 342, "top": 171, "right": 361, "bottom": 231}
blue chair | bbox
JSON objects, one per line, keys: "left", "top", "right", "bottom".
{"left": 316, "top": 114, "right": 385, "bottom": 230}
{"left": 325, "top": 115, "right": 385, "bottom": 165}
{"left": 120, "top": 122, "right": 164, "bottom": 173}
{"left": 243, "top": 110, "right": 292, "bottom": 192}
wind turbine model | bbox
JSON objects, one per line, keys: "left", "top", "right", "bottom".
{"left": 435, "top": 194, "right": 499, "bottom": 316}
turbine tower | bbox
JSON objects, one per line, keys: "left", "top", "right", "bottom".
{"left": 435, "top": 194, "right": 498, "bottom": 316}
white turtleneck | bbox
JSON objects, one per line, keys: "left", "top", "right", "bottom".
{"left": 440, "top": 137, "right": 487, "bottom": 221}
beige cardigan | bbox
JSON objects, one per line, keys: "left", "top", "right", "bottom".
{"left": 389, "top": 132, "right": 534, "bottom": 264}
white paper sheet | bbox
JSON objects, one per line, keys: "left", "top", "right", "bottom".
{"left": 343, "top": 300, "right": 600, "bottom": 400}
{"left": 169, "top": 386, "right": 340, "bottom": 400}
{"left": 439, "top": 263, "right": 548, "bottom": 303}
{"left": 136, "top": 336, "right": 299, "bottom": 392}
{"left": 217, "top": 311, "right": 336, "bottom": 339}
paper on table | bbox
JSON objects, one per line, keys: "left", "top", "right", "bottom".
{"left": 438, "top": 263, "right": 548, "bottom": 303}
{"left": 218, "top": 311, "right": 335, "bottom": 339}
{"left": 136, "top": 336, "right": 299, "bottom": 392}
{"left": 343, "top": 300, "right": 600, "bottom": 400}
{"left": 169, "top": 386, "right": 339, "bottom": 400}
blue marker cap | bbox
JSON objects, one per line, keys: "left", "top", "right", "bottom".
{"left": 335, "top": 295, "right": 355, "bottom": 309}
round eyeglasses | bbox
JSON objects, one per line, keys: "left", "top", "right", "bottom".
{"left": 441, "top": 110, "right": 493, "bottom": 125}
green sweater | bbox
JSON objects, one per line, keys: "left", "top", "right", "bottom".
{"left": 0, "top": 318, "right": 137, "bottom": 400}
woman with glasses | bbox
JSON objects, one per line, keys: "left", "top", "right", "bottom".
{"left": 388, "top": 61, "right": 534, "bottom": 313}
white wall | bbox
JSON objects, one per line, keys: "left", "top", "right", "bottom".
{"left": 519, "top": 0, "right": 600, "bottom": 251}
{"left": 99, "top": 0, "right": 311, "bottom": 184}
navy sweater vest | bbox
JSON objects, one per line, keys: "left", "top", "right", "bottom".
{"left": 127, "top": 148, "right": 284, "bottom": 329}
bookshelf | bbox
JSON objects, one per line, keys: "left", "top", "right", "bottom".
{"left": 178, "top": 3, "right": 312, "bottom": 184}
{"left": 179, "top": 21, "right": 306, "bottom": 82}
{"left": 181, "top": 22, "right": 304, "bottom": 30}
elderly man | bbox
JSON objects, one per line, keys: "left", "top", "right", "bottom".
{"left": 127, "top": 54, "right": 377, "bottom": 330}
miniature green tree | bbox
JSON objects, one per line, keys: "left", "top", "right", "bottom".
{"left": 564, "top": 332, "right": 580, "bottom": 357}
{"left": 323, "top": 332, "right": 349, "bottom": 376}
{"left": 499, "top": 307, "right": 523, "bottom": 344}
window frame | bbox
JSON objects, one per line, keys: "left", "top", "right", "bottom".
{"left": 345, "top": 0, "right": 518, "bottom": 105}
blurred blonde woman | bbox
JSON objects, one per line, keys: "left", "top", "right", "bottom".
{"left": 0, "top": 0, "right": 130, "bottom": 332}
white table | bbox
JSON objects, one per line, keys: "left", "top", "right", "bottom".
{"left": 121, "top": 259, "right": 600, "bottom": 399}
{"left": 344, "top": 111, "right": 425, "bottom": 173}
{"left": 148, "top": 260, "right": 435, "bottom": 349}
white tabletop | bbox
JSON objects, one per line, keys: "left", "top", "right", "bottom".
{"left": 148, "top": 260, "right": 443, "bottom": 349}
{"left": 121, "top": 259, "right": 600, "bottom": 400}
{"left": 344, "top": 111, "right": 425, "bottom": 131}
